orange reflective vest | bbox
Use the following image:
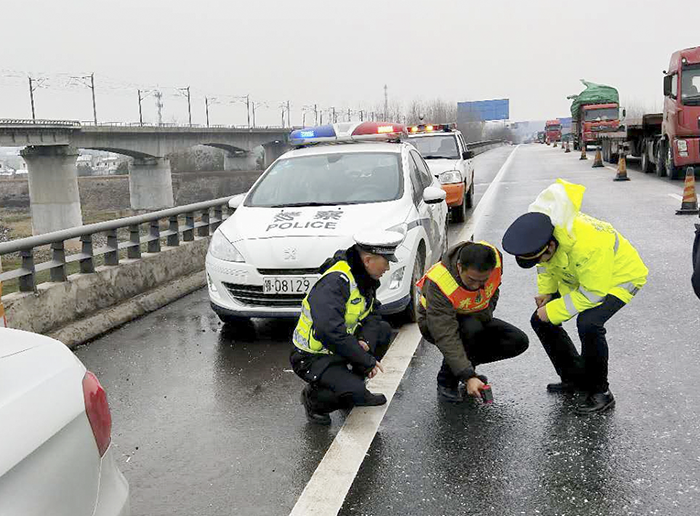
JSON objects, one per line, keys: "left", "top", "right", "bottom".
{"left": 416, "top": 242, "right": 502, "bottom": 314}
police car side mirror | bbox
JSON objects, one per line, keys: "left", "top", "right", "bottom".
{"left": 228, "top": 193, "right": 246, "bottom": 209}
{"left": 462, "top": 150, "right": 474, "bottom": 160}
{"left": 423, "top": 186, "right": 447, "bottom": 205}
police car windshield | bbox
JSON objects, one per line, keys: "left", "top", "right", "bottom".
{"left": 245, "top": 152, "right": 403, "bottom": 207}
{"left": 407, "top": 135, "right": 459, "bottom": 159}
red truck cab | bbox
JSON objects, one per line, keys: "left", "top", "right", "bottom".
{"left": 545, "top": 119, "right": 562, "bottom": 143}
{"left": 581, "top": 104, "right": 620, "bottom": 145}
{"left": 662, "top": 46, "right": 700, "bottom": 177}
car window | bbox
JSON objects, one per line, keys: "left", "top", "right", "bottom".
{"left": 410, "top": 151, "right": 434, "bottom": 190}
{"left": 406, "top": 153, "right": 424, "bottom": 205}
{"left": 407, "top": 134, "right": 460, "bottom": 159}
{"left": 245, "top": 152, "right": 403, "bottom": 207}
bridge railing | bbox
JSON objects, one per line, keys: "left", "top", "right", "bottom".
{"left": 0, "top": 119, "right": 81, "bottom": 128}
{"left": 0, "top": 197, "right": 235, "bottom": 293}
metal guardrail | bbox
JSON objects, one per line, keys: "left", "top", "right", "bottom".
{"left": 0, "top": 119, "right": 81, "bottom": 128}
{"left": 0, "top": 197, "right": 235, "bottom": 293}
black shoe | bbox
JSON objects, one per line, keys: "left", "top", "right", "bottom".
{"left": 356, "top": 392, "right": 387, "bottom": 407}
{"left": 546, "top": 381, "right": 579, "bottom": 394}
{"left": 575, "top": 390, "right": 615, "bottom": 415}
{"left": 300, "top": 387, "right": 331, "bottom": 425}
{"left": 437, "top": 384, "right": 463, "bottom": 403}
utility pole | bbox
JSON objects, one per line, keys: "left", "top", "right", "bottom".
{"left": 359, "top": 110, "right": 364, "bottom": 121}
{"left": 179, "top": 86, "right": 192, "bottom": 126}
{"left": 286, "top": 100, "right": 291, "bottom": 128}
{"left": 384, "top": 84, "right": 388, "bottom": 120}
{"left": 314, "top": 104, "right": 318, "bottom": 125}
{"left": 28, "top": 77, "right": 37, "bottom": 122}
{"left": 137, "top": 89, "right": 144, "bottom": 126}
{"left": 332, "top": 107, "right": 336, "bottom": 123}
{"left": 205, "top": 97, "right": 210, "bottom": 127}
{"left": 154, "top": 90, "right": 164, "bottom": 126}
{"left": 252, "top": 102, "right": 257, "bottom": 128}
{"left": 347, "top": 108, "right": 351, "bottom": 122}
{"left": 246, "top": 95, "right": 251, "bottom": 129}
{"left": 90, "top": 73, "right": 97, "bottom": 125}
{"left": 319, "top": 111, "right": 323, "bottom": 125}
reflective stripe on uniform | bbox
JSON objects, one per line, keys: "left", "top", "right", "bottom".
{"left": 617, "top": 281, "right": 640, "bottom": 296}
{"left": 563, "top": 294, "right": 579, "bottom": 316}
{"left": 578, "top": 286, "right": 605, "bottom": 304}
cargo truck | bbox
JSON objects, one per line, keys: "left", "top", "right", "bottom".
{"left": 568, "top": 80, "right": 620, "bottom": 150}
{"left": 600, "top": 46, "right": 700, "bottom": 179}
{"left": 545, "top": 119, "right": 562, "bottom": 144}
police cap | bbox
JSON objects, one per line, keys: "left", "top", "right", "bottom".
{"left": 354, "top": 230, "right": 404, "bottom": 262}
{"left": 501, "top": 212, "right": 555, "bottom": 269}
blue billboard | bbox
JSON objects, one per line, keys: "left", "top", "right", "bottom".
{"left": 457, "top": 99, "right": 510, "bottom": 122}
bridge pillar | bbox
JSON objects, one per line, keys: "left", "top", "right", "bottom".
{"left": 263, "top": 142, "right": 290, "bottom": 169}
{"left": 129, "top": 157, "right": 174, "bottom": 210}
{"left": 223, "top": 150, "right": 257, "bottom": 171}
{"left": 20, "top": 145, "right": 83, "bottom": 234}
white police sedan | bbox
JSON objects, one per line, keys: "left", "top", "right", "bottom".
{"left": 0, "top": 328, "right": 130, "bottom": 516}
{"left": 206, "top": 121, "right": 448, "bottom": 323}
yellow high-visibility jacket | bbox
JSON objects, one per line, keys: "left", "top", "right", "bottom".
{"left": 531, "top": 179, "right": 649, "bottom": 325}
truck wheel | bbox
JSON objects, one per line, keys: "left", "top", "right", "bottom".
{"left": 641, "top": 145, "right": 653, "bottom": 174}
{"left": 666, "top": 145, "right": 681, "bottom": 180}
{"left": 450, "top": 187, "right": 467, "bottom": 223}
{"left": 465, "top": 179, "right": 474, "bottom": 209}
{"left": 656, "top": 142, "right": 667, "bottom": 177}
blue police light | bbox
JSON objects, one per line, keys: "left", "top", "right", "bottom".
{"left": 290, "top": 124, "right": 337, "bottom": 145}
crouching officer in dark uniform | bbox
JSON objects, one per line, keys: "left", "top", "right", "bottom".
{"left": 290, "top": 230, "right": 402, "bottom": 425}
{"left": 416, "top": 241, "right": 529, "bottom": 403}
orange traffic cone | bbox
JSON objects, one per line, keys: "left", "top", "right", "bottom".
{"left": 676, "top": 167, "right": 699, "bottom": 215}
{"left": 565, "top": 140, "right": 571, "bottom": 153}
{"left": 592, "top": 146, "right": 604, "bottom": 168}
{"left": 579, "top": 143, "right": 587, "bottom": 160}
{"left": 613, "top": 151, "right": 630, "bottom": 181}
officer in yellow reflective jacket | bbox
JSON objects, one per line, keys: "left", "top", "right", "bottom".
{"left": 290, "top": 230, "right": 402, "bottom": 425}
{"left": 502, "top": 179, "right": 649, "bottom": 414}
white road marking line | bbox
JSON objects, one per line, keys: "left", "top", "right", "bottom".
{"left": 457, "top": 145, "right": 520, "bottom": 242}
{"left": 669, "top": 193, "right": 684, "bottom": 202}
{"left": 605, "top": 165, "right": 617, "bottom": 172}
{"left": 289, "top": 145, "right": 520, "bottom": 516}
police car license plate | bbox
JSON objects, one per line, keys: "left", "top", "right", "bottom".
{"left": 263, "top": 276, "right": 315, "bottom": 295}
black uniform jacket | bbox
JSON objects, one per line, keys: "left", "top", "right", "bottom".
{"left": 290, "top": 246, "right": 384, "bottom": 381}
{"left": 417, "top": 242, "right": 501, "bottom": 381}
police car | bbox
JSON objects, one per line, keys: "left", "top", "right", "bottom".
{"left": 206, "top": 121, "right": 448, "bottom": 323}
{"left": 407, "top": 124, "right": 475, "bottom": 223}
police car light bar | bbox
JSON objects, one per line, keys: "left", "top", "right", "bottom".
{"left": 290, "top": 122, "right": 406, "bottom": 146}
{"left": 407, "top": 123, "right": 456, "bottom": 134}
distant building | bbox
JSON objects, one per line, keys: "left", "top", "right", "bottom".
{"left": 0, "top": 161, "right": 15, "bottom": 176}
{"left": 93, "top": 155, "right": 120, "bottom": 175}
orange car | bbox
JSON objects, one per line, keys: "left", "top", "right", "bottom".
{"left": 407, "top": 125, "right": 475, "bottom": 223}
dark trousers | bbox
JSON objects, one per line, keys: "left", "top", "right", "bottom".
{"left": 436, "top": 317, "right": 529, "bottom": 389}
{"left": 530, "top": 295, "right": 626, "bottom": 393}
{"left": 292, "top": 320, "right": 392, "bottom": 414}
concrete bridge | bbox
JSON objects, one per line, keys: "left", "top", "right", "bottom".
{"left": 0, "top": 119, "right": 290, "bottom": 233}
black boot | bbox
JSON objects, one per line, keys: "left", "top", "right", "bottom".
{"left": 301, "top": 386, "right": 331, "bottom": 425}
{"left": 356, "top": 392, "right": 387, "bottom": 407}
{"left": 575, "top": 390, "right": 615, "bottom": 415}
{"left": 437, "top": 384, "right": 463, "bottom": 403}
{"left": 546, "top": 381, "right": 580, "bottom": 393}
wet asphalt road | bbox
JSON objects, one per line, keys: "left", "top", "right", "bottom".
{"left": 340, "top": 144, "right": 700, "bottom": 515}
{"left": 74, "top": 144, "right": 700, "bottom": 516}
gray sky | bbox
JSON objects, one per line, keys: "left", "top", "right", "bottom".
{"left": 1, "top": 0, "right": 698, "bottom": 127}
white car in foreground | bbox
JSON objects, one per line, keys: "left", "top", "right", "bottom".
{"left": 0, "top": 328, "right": 130, "bottom": 516}
{"left": 206, "top": 121, "right": 448, "bottom": 323}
